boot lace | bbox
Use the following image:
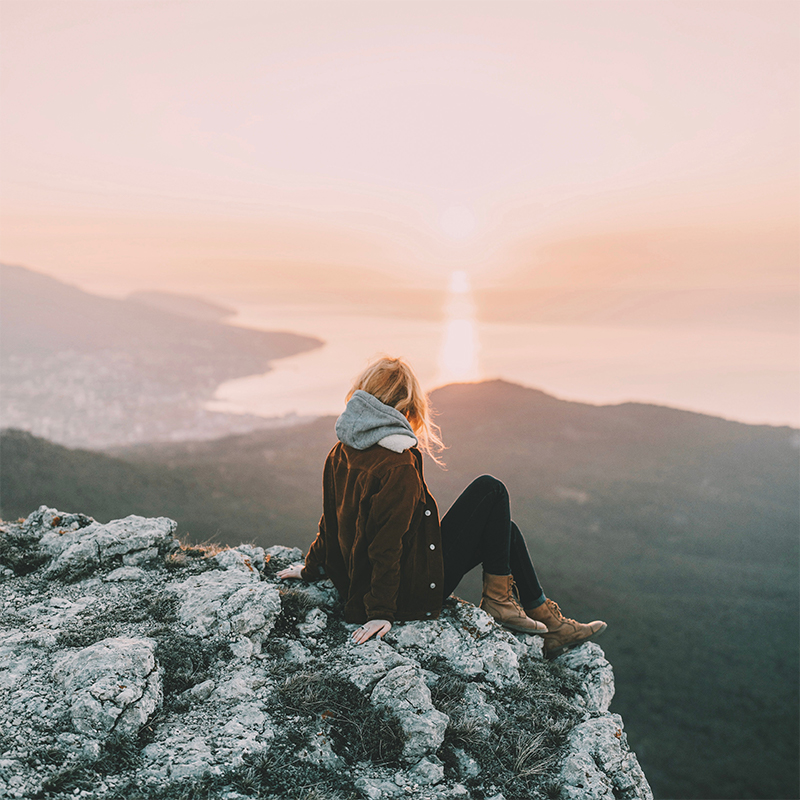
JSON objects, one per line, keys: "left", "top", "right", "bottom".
{"left": 509, "top": 579, "right": 526, "bottom": 613}
{"left": 547, "top": 599, "right": 576, "bottom": 624}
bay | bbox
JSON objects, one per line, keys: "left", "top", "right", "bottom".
{"left": 204, "top": 301, "right": 798, "bottom": 427}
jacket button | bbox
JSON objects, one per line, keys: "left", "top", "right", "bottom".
{"left": 429, "top": 544, "right": 435, "bottom": 550}
{"left": 430, "top": 582, "right": 436, "bottom": 589}
{"left": 424, "top": 509, "right": 431, "bottom": 516}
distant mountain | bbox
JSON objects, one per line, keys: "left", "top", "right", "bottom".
{"left": 126, "top": 290, "right": 237, "bottom": 322}
{"left": 1, "top": 380, "right": 798, "bottom": 799}
{"left": 0, "top": 264, "right": 322, "bottom": 447}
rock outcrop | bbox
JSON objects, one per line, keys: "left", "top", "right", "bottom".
{"left": 0, "top": 506, "right": 652, "bottom": 800}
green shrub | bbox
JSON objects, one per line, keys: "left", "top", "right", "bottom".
{"left": 103, "top": 742, "right": 356, "bottom": 800}
{"left": 145, "top": 592, "right": 180, "bottom": 624}
{"left": 56, "top": 618, "right": 122, "bottom": 649}
{"left": 273, "top": 586, "right": 317, "bottom": 638}
{"left": 431, "top": 653, "right": 585, "bottom": 800}
{"left": 228, "top": 740, "right": 353, "bottom": 798}
{"left": 38, "top": 734, "right": 142, "bottom": 796}
{"left": 55, "top": 590, "right": 179, "bottom": 649}
{"left": 276, "top": 670, "right": 404, "bottom": 765}
{"left": 153, "top": 630, "right": 231, "bottom": 706}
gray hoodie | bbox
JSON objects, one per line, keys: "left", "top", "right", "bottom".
{"left": 335, "top": 389, "right": 418, "bottom": 453}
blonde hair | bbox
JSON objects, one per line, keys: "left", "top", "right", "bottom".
{"left": 347, "top": 356, "right": 446, "bottom": 465}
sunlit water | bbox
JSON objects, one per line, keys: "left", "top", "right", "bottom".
{"left": 205, "top": 300, "right": 799, "bottom": 428}
{"left": 437, "top": 270, "right": 480, "bottom": 385}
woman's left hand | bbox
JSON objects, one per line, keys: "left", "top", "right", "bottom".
{"left": 352, "top": 619, "right": 392, "bottom": 644}
{"left": 276, "top": 564, "right": 304, "bottom": 580}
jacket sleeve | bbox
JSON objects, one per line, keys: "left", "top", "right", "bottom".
{"left": 363, "top": 464, "right": 422, "bottom": 622}
{"left": 300, "top": 512, "right": 327, "bottom": 582}
{"left": 300, "top": 451, "right": 335, "bottom": 581}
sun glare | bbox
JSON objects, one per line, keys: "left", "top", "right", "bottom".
{"left": 437, "top": 270, "right": 481, "bottom": 385}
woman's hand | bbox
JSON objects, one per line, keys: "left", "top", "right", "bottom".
{"left": 276, "top": 564, "right": 304, "bottom": 580}
{"left": 352, "top": 619, "right": 391, "bottom": 644}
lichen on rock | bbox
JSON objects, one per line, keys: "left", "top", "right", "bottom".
{"left": 0, "top": 506, "right": 652, "bottom": 800}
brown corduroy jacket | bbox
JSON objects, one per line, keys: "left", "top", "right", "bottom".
{"left": 300, "top": 441, "right": 444, "bottom": 624}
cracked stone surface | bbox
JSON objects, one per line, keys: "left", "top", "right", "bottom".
{"left": 53, "top": 637, "right": 162, "bottom": 738}
{"left": 173, "top": 568, "right": 281, "bottom": 649}
{"left": 38, "top": 512, "right": 177, "bottom": 580}
{"left": 0, "top": 506, "right": 652, "bottom": 800}
{"left": 371, "top": 665, "right": 449, "bottom": 761}
{"left": 558, "top": 715, "right": 653, "bottom": 800}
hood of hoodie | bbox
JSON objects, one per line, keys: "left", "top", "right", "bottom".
{"left": 335, "top": 389, "right": 418, "bottom": 452}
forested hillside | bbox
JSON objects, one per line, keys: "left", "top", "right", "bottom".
{"left": 2, "top": 381, "right": 798, "bottom": 799}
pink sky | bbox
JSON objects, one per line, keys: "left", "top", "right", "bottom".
{"left": 1, "top": 0, "right": 797, "bottom": 299}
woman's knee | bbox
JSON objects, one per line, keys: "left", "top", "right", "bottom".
{"left": 468, "top": 474, "right": 507, "bottom": 498}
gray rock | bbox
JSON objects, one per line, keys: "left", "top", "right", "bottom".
{"left": 296, "top": 578, "right": 340, "bottom": 609}
{"left": 559, "top": 714, "right": 653, "bottom": 800}
{"left": 463, "top": 683, "right": 499, "bottom": 726}
{"left": 189, "top": 679, "right": 216, "bottom": 702}
{"left": 451, "top": 747, "right": 481, "bottom": 779}
{"left": 339, "top": 638, "right": 413, "bottom": 691}
{"left": 559, "top": 750, "right": 616, "bottom": 799}
{"left": 295, "top": 723, "right": 342, "bottom": 768}
{"left": 220, "top": 702, "right": 267, "bottom": 737}
{"left": 175, "top": 569, "right": 255, "bottom": 635}
{"left": 233, "top": 544, "right": 267, "bottom": 571}
{"left": 386, "top": 602, "right": 521, "bottom": 687}
{"left": 281, "top": 639, "right": 312, "bottom": 666}
{"left": 53, "top": 637, "right": 161, "bottom": 739}
{"left": 23, "top": 506, "right": 94, "bottom": 534}
{"left": 104, "top": 566, "right": 147, "bottom": 582}
{"left": 165, "top": 736, "right": 215, "bottom": 781}
{"left": 174, "top": 569, "right": 280, "bottom": 650}
{"left": 229, "top": 636, "right": 254, "bottom": 661}
{"left": 122, "top": 547, "right": 159, "bottom": 567}
{"left": 264, "top": 545, "right": 303, "bottom": 562}
{"left": 0, "top": 650, "right": 35, "bottom": 691}
{"left": 407, "top": 756, "right": 445, "bottom": 785}
{"left": 558, "top": 642, "right": 615, "bottom": 713}
{"left": 370, "top": 665, "right": 448, "bottom": 761}
{"left": 0, "top": 509, "right": 651, "bottom": 800}
{"left": 297, "top": 607, "right": 327, "bottom": 638}
{"left": 214, "top": 547, "right": 264, "bottom": 574}
{"left": 214, "top": 672, "right": 255, "bottom": 703}
{"left": 355, "top": 776, "right": 403, "bottom": 798}
{"left": 40, "top": 513, "right": 176, "bottom": 578}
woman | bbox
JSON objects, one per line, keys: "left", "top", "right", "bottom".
{"left": 278, "top": 356, "right": 606, "bottom": 659}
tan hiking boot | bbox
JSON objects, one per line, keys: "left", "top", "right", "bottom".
{"left": 525, "top": 598, "right": 607, "bottom": 659}
{"left": 479, "top": 573, "right": 548, "bottom": 634}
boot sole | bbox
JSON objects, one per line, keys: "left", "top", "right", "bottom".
{"left": 498, "top": 621, "right": 548, "bottom": 635}
{"left": 480, "top": 601, "right": 548, "bottom": 634}
{"left": 545, "top": 623, "right": 608, "bottom": 659}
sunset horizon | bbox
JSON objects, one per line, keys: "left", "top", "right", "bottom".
{"left": 1, "top": 3, "right": 799, "bottom": 798}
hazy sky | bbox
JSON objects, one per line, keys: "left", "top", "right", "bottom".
{"left": 1, "top": 0, "right": 798, "bottom": 298}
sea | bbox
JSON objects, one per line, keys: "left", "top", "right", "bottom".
{"left": 203, "top": 300, "right": 799, "bottom": 429}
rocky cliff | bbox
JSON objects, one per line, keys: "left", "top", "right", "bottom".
{"left": 0, "top": 507, "right": 652, "bottom": 800}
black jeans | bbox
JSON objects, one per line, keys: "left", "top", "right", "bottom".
{"left": 440, "top": 475, "right": 546, "bottom": 609}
